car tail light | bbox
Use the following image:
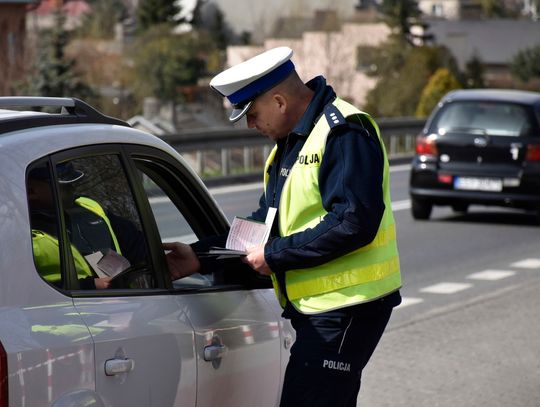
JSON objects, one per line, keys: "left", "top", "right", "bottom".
{"left": 0, "top": 341, "right": 7, "bottom": 407}
{"left": 416, "top": 134, "right": 438, "bottom": 156}
{"left": 525, "top": 144, "right": 540, "bottom": 161}
{"left": 438, "top": 174, "right": 453, "bottom": 184}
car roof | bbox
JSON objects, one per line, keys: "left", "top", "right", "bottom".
{"left": 443, "top": 89, "right": 540, "bottom": 106}
{"left": 0, "top": 96, "right": 191, "bottom": 175}
{"left": 0, "top": 97, "right": 129, "bottom": 135}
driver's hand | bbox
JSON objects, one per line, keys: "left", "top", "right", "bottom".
{"left": 95, "top": 277, "right": 112, "bottom": 289}
{"left": 163, "top": 242, "right": 201, "bottom": 280}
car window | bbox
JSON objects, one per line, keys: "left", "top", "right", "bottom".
{"left": 133, "top": 158, "right": 215, "bottom": 289}
{"left": 434, "top": 101, "right": 534, "bottom": 137}
{"left": 28, "top": 154, "right": 156, "bottom": 291}
{"left": 28, "top": 162, "right": 66, "bottom": 288}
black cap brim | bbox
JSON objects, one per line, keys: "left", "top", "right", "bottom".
{"left": 58, "top": 169, "right": 85, "bottom": 184}
{"left": 229, "top": 100, "right": 253, "bottom": 123}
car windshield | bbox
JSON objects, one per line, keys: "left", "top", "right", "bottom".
{"left": 434, "top": 101, "right": 533, "bottom": 137}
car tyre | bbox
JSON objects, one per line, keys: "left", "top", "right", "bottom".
{"left": 451, "top": 203, "right": 469, "bottom": 214}
{"left": 411, "top": 198, "right": 432, "bottom": 220}
{"left": 535, "top": 209, "right": 540, "bottom": 225}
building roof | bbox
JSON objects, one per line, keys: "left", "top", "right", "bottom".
{"left": 0, "top": 0, "right": 38, "bottom": 4}
{"left": 33, "top": 0, "right": 90, "bottom": 16}
{"left": 428, "top": 19, "right": 540, "bottom": 68}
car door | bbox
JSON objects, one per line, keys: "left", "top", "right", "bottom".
{"left": 48, "top": 147, "right": 198, "bottom": 407}
{"left": 128, "top": 145, "right": 287, "bottom": 407}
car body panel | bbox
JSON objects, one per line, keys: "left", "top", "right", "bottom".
{"left": 73, "top": 295, "right": 197, "bottom": 407}
{"left": 0, "top": 104, "right": 292, "bottom": 406}
{"left": 184, "top": 289, "right": 282, "bottom": 407}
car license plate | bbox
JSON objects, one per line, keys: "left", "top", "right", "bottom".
{"left": 454, "top": 177, "right": 502, "bottom": 192}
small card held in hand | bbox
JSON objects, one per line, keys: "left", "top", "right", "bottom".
{"left": 85, "top": 249, "right": 131, "bottom": 279}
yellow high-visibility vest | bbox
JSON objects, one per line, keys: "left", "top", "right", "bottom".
{"left": 32, "top": 230, "right": 93, "bottom": 284}
{"left": 263, "top": 97, "right": 401, "bottom": 314}
{"left": 32, "top": 198, "right": 121, "bottom": 285}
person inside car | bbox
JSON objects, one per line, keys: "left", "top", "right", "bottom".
{"left": 28, "top": 163, "right": 147, "bottom": 289}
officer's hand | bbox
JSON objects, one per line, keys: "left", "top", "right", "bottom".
{"left": 163, "top": 242, "right": 201, "bottom": 280}
{"left": 242, "top": 246, "right": 273, "bottom": 275}
{"left": 95, "top": 277, "right": 112, "bottom": 289}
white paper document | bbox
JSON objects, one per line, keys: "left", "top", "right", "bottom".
{"left": 85, "top": 249, "right": 131, "bottom": 279}
{"left": 205, "top": 207, "right": 277, "bottom": 257}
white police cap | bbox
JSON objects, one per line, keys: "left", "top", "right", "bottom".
{"left": 210, "top": 47, "right": 295, "bottom": 122}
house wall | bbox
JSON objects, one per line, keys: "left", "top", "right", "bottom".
{"left": 226, "top": 23, "right": 391, "bottom": 108}
{"left": 418, "top": 0, "right": 462, "bottom": 18}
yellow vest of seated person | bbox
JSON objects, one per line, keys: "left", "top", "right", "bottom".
{"left": 32, "top": 198, "right": 121, "bottom": 285}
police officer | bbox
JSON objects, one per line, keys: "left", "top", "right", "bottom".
{"left": 165, "top": 46, "right": 402, "bottom": 406}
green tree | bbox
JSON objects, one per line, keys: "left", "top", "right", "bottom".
{"left": 511, "top": 43, "right": 540, "bottom": 82}
{"left": 416, "top": 68, "right": 461, "bottom": 117}
{"left": 192, "top": 1, "right": 230, "bottom": 50}
{"left": 379, "top": 0, "right": 421, "bottom": 44}
{"left": 130, "top": 25, "right": 209, "bottom": 126}
{"left": 22, "top": 11, "right": 93, "bottom": 100}
{"left": 479, "top": 0, "right": 513, "bottom": 17}
{"left": 77, "top": 0, "right": 127, "bottom": 39}
{"left": 364, "top": 39, "right": 459, "bottom": 117}
{"left": 464, "top": 53, "right": 485, "bottom": 88}
{"left": 137, "top": 0, "right": 181, "bottom": 32}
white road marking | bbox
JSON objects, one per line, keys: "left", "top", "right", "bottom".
{"left": 396, "top": 297, "right": 423, "bottom": 309}
{"left": 210, "top": 182, "right": 263, "bottom": 195}
{"left": 510, "top": 258, "right": 540, "bottom": 269}
{"left": 420, "top": 282, "right": 472, "bottom": 294}
{"left": 391, "top": 199, "right": 411, "bottom": 211}
{"left": 389, "top": 164, "right": 411, "bottom": 173}
{"left": 467, "top": 270, "right": 515, "bottom": 281}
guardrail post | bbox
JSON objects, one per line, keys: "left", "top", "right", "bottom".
{"left": 221, "top": 148, "right": 230, "bottom": 176}
{"left": 195, "top": 151, "right": 203, "bottom": 174}
{"left": 243, "top": 146, "right": 251, "bottom": 172}
{"left": 263, "top": 145, "right": 271, "bottom": 160}
{"left": 389, "top": 135, "right": 397, "bottom": 156}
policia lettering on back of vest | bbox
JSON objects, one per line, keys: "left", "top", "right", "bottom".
{"left": 164, "top": 47, "right": 402, "bottom": 407}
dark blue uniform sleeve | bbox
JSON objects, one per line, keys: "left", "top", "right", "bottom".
{"left": 250, "top": 192, "right": 268, "bottom": 223}
{"left": 264, "top": 126, "right": 385, "bottom": 273}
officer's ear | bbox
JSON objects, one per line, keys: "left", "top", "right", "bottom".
{"left": 272, "top": 94, "right": 287, "bottom": 114}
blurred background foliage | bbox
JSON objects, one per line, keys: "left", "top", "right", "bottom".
{"left": 12, "top": 0, "right": 540, "bottom": 120}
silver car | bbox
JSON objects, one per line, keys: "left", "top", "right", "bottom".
{"left": 0, "top": 97, "right": 293, "bottom": 407}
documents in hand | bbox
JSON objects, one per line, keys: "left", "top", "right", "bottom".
{"left": 202, "top": 207, "right": 277, "bottom": 258}
{"left": 85, "top": 249, "right": 131, "bottom": 279}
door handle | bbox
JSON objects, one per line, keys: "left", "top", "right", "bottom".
{"left": 105, "top": 358, "right": 135, "bottom": 376}
{"left": 203, "top": 344, "right": 228, "bottom": 361}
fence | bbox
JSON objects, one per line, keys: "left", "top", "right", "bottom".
{"left": 160, "top": 117, "right": 424, "bottom": 182}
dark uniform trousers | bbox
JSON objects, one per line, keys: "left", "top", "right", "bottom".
{"left": 279, "top": 306, "right": 392, "bottom": 407}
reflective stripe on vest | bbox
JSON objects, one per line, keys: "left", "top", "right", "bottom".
{"left": 75, "top": 197, "right": 122, "bottom": 254}
{"left": 264, "top": 97, "right": 401, "bottom": 313}
{"left": 32, "top": 230, "right": 93, "bottom": 284}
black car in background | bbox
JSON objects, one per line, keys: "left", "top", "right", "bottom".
{"left": 409, "top": 89, "right": 540, "bottom": 221}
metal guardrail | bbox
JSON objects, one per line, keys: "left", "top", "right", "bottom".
{"left": 160, "top": 117, "right": 425, "bottom": 182}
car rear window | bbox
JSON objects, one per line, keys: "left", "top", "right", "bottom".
{"left": 433, "top": 101, "right": 535, "bottom": 137}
